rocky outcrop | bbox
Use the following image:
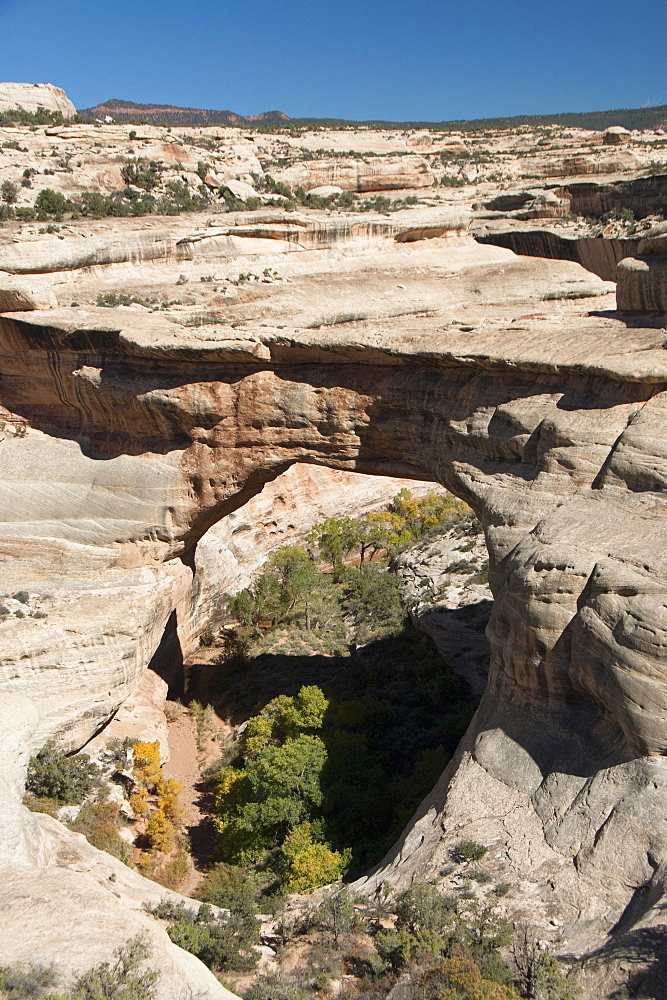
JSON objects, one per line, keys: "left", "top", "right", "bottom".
{"left": 617, "top": 222, "right": 667, "bottom": 314}
{"left": 602, "top": 126, "right": 631, "bottom": 145}
{"left": 273, "top": 155, "right": 435, "bottom": 192}
{"left": 0, "top": 273, "right": 58, "bottom": 310}
{"left": 0, "top": 210, "right": 468, "bottom": 276}
{"left": 560, "top": 174, "right": 667, "bottom": 219}
{"left": 395, "top": 525, "right": 492, "bottom": 697}
{"left": 0, "top": 82, "right": 76, "bottom": 116}
{"left": 472, "top": 222, "right": 638, "bottom": 281}
{"left": 474, "top": 188, "right": 570, "bottom": 220}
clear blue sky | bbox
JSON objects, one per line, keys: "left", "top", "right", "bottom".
{"left": 1, "top": 0, "right": 665, "bottom": 120}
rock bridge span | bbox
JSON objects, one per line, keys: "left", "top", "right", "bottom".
{"left": 2, "top": 268, "right": 667, "bottom": 990}
{"left": 2, "top": 309, "right": 667, "bottom": 755}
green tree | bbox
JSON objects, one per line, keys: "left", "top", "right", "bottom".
{"left": 534, "top": 954, "right": 580, "bottom": 1000}
{"left": 34, "top": 188, "right": 70, "bottom": 220}
{"left": 268, "top": 546, "right": 319, "bottom": 629}
{"left": 307, "top": 516, "right": 359, "bottom": 581}
{"left": 26, "top": 741, "right": 99, "bottom": 805}
{"left": 1, "top": 180, "right": 17, "bottom": 204}
{"left": 228, "top": 570, "right": 284, "bottom": 634}
{"left": 344, "top": 562, "right": 405, "bottom": 639}
{"left": 216, "top": 733, "right": 328, "bottom": 861}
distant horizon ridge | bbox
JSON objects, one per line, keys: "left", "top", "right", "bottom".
{"left": 77, "top": 95, "right": 667, "bottom": 131}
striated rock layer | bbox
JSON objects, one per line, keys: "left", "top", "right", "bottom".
{"left": 1, "top": 211, "right": 667, "bottom": 995}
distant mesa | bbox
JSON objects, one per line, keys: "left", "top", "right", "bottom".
{"left": 76, "top": 97, "right": 667, "bottom": 133}
{"left": 77, "top": 98, "right": 291, "bottom": 126}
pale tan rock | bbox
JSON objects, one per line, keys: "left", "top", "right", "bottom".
{"left": 0, "top": 273, "right": 57, "bottom": 310}
{"left": 274, "top": 155, "right": 434, "bottom": 192}
{"left": 0, "top": 82, "right": 76, "bottom": 116}
{"left": 616, "top": 254, "right": 667, "bottom": 313}
{"left": 0, "top": 135, "right": 665, "bottom": 998}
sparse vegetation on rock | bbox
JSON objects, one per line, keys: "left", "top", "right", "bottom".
{"left": 25, "top": 742, "right": 99, "bottom": 806}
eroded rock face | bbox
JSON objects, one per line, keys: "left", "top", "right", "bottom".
{"left": 0, "top": 187, "right": 666, "bottom": 996}
{"left": 617, "top": 223, "right": 667, "bottom": 314}
{"left": 273, "top": 155, "right": 435, "bottom": 192}
{"left": 0, "top": 81, "right": 76, "bottom": 116}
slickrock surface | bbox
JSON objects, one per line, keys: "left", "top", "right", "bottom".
{"left": 0, "top": 108, "right": 666, "bottom": 997}
{"left": 0, "top": 82, "right": 76, "bottom": 116}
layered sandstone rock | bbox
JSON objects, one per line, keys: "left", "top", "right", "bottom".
{"left": 473, "top": 222, "right": 639, "bottom": 281}
{"left": 0, "top": 120, "right": 666, "bottom": 997}
{"left": 273, "top": 154, "right": 435, "bottom": 192}
{"left": 617, "top": 222, "right": 667, "bottom": 314}
{"left": 0, "top": 81, "right": 76, "bottom": 116}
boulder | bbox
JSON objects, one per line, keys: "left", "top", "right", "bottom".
{"left": 603, "top": 125, "right": 632, "bottom": 144}
{"left": 307, "top": 184, "right": 343, "bottom": 198}
{"left": 221, "top": 178, "right": 260, "bottom": 202}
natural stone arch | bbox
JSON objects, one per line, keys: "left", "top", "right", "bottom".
{"left": 3, "top": 311, "right": 667, "bottom": 966}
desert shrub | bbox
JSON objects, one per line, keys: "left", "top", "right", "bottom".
{"left": 0, "top": 937, "right": 159, "bottom": 999}
{"left": 34, "top": 188, "right": 70, "bottom": 220}
{"left": 445, "top": 559, "right": 477, "bottom": 575}
{"left": 246, "top": 972, "right": 309, "bottom": 1000}
{"left": 101, "top": 736, "right": 137, "bottom": 769}
{"left": 148, "top": 848, "right": 191, "bottom": 891}
{"left": 375, "top": 884, "right": 456, "bottom": 970}
{"left": 420, "top": 955, "right": 519, "bottom": 999}
{"left": 395, "top": 882, "right": 457, "bottom": 936}
{"left": 1, "top": 180, "right": 18, "bottom": 204}
{"left": 312, "top": 888, "right": 356, "bottom": 945}
{"left": 189, "top": 700, "right": 216, "bottom": 752}
{"left": 441, "top": 173, "right": 468, "bottom": 186}
{"left": 160, "top": 902, "right": 260, "bottom": 973}
{"left": 68, "top": 934, "right": 159, "bottom": 999}
{"left": 453, "top": 904, "right": 513, "bottom": 982}
{"left": 25, "top": 742, "right": 99, "bottom": 805}
{"left": 120, "top": 157, "right": 161, "bottom": 191}
{"left": 69, "top": 798, "right": 128, "bottom": 861}
{"left": 454, "top": 840, "right": 488, "bottom": 863}
{"left": 264, "top": 175, "right": 293, "bottom": 199}
{"left": 197, "top": 862, "right": 260, "bottom": 912}
{"left": 0, "top": 964, "right": 54, "bottom": 998}
{"left": 163, "top": 179, "right": 205, "bottom": 212}
{"left": 337, "top": 190, "right": 356, "bottom": 208}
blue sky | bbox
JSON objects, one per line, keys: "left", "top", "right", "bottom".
{"left": 0, "top": 0, "right": 665, "bottom": 120}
